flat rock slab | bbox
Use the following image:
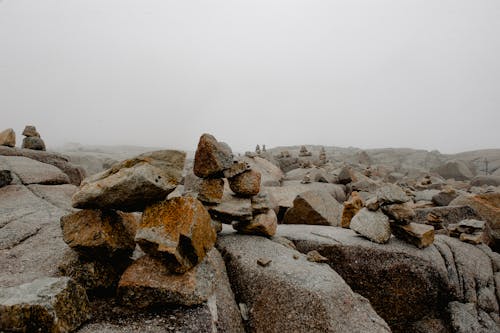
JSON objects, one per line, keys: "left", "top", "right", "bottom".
{"left": 208, "top": 193, "right": 253, "bottom": 223}
{"left": 0, "top": 277, "right": 91, "bottom": 333}
{"left": 283, "top": 190, "right": 343, "bottom": 226}
{"left": 216, "top": 230, "right": 390, "bottom": 333}
{"left": 0, "top": 156, "right": 70, "bottom": 185}
{"left": 27, "top": 184, "right": 78, "bottom": 211}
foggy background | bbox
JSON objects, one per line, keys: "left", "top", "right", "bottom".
{"left": 1, "top": 0, "right": 499, "bottom": 153}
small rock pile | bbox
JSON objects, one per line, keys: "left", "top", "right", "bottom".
{"left": 0, "top": 128, "right": 16, "bottom": 147}
{"left": 21, "top": 125, "right": 46, "bottom": 151}
{"left": 298, "top": 145, "right": 312, "bottom": 157}
{"left": 345, "top": 184, "right": 435, "bottom": 248}
{"left": 447, "top": 219, "right": 491, "bottom": 245}
{"left": 193, "top": 133, "right": 278, "bottom": 237}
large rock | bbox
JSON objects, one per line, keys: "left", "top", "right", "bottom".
{"left": 216, "top": 230, "right": 390, "bottom": 333}
{"left": 276, "top": 225, "right": 500, "bottom": 332}
{"left": 22, "top": 136, "right": 46, "bottom": 151}
{"left": 450, "top": 193, "right": 500, "bottom": 250}
{"left": 391, "top": 222, "right": 435, "bottom": 248}
{"left": 197, "top": 178, "right": 224, "bottom": 204}
{"left": 282, "top": 190, "right": 343, "bottom": 226}
{"left": 118, "top": 252, "right": 217, "bottom": 308}
{"left": 350, "top": 208, "right": 391, "bottom": 244}
{"left": 433, "top": 160, "right": 474, "bottom": 181}
{"left": 471, "top": 175, "right": 500, "bottom": 187}
{"left": 431, "top": 188, "right": 459, "bottom": 206}
{"left": 72, "top": 150, "right": 185, "bottom": 212}
{"left": 341, "top": 192, "right": 364, "bottom": 228}
{"left": 135, "top": 196, "right": 216, "bottom": 273}
{"left": 232, "top": 209, "right": 277, "bottom": 237}
{"left": 228, "top": 169, "right": 261, "bottom": 197}
{"left": 193, "top": 134, "right": 233, "bottom": 178}
{"left": 375, "top": 183, "right": 411, "bottom": 204}
{"left": 0, "top": 156, "right": 70, "bottom": 185}
{"left": 0, "top": 146, "right": 85, "bottom": 186}
{"left": 22, "top": 125, "right": 40, "bottom": 137}
{"left": 208, "top": 192, "right": 253, "bottom": 223}
{"left": 0, "top": 128, "right": 15, "bottom": 147}
{"left": 414, "top": 205, "right": 480, "bottom": 230}
{"left": 0, "top": 277, "right": 91, "bottom": 333}
{"left": 60, "top": 209, "right": 138, "bottom": 259}
{"left": 381, "top": 202, "right": 415, "bottom": 224}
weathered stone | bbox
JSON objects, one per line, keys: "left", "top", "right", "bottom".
{"left": 0, "top": 128, "right": 15, "bottom": 147}
{"left": 0, "top": 156, "right": 70, "bottom": 185}
{"left": 414, "top": 205, "right": 480, "bottom": 229}
{"left": 432, "top": 188, "right": 459, "bottom": 206}
{"left": 223, "top": 161, "right": 250, "bottom": 178}
{"left": 341, "top": 191, "right": 364, "bottom": 228}
{"left": 136, "top": 196, "right": 216, "bottom": 273}
{"left": 365, "top": 197, "right": 380, "bottom": 211}
{"left": 459, "top": 232, "right": 484, "bottom": 245}
{"left": 414, "top": 189, "right": 441, "bottom": 202}
{"left": 58, "top": 250, "right": 131, "bottom": 293}
{"left": 22, "top": 125, "right": 40, "bottom": 137}
{"left": 193, "top": 134, "right": 233, "bottom": 178}
{"left": 0, "top": 170, "right": 12, "bottom": 188}
{"left": 72, "top": 150, "right": 185, "bottom": 212}
{"left": 391, "top": 223, "right": 435, "bottom": 248}
{"left": 282, "top": 190, "right": 343, "bottom": 226}
{"left": 457, "top": 219, "right": 486, "bottom": 234}
{"left": 240, "top": 155, "right": 284, "bottom": 186}
{"left": 232, "top": 209, "right": 277, "bottom": 237}
{"left": 350, "top": 208, "right": 391, "bottom": 244}
{"left": 382, "top": 202, "right": 415, "bottom": 224}
{"left": 228, "top": 170, "right": 261, "bottom": 197}
{"left": 118, "top": 251, "right": 217, "bottom": 308}
{"left": 197, "top": 178, "right": 224, "bottom": 204}
{"left": 250, "top": 191, "right": 272, "bottom": 214}
{"left": 471, "top": 175, "right": 500, "bottom": 187}
{"left": 22, "top": 136, "right": 46, "bottom": 151}
{"left": 306, "top": 250, "right": 329, "bottom": 263}
{"left": 375, "top": 183, "right": 411, "bottom": 204}
{"left": 27, "top": 184, "right": 78, "bottom": 212}
{"left": 337, "top": 166, "right": 354, "bottom": 184}
{"left": 448, "top": 301, "right": 500, "bottom": 333}
{"left": 216, "top": 231, "right": 390, "bottom": 333}
{"left": 208, "top": 193, "right": 253, "bottom": 223}
{"left": 60, "top": 209, "right": 137, "bottom": 259}
{"left": 0, "top": 277, "right": 91, "bottom": 333}
{"left": 433, "top": 161, "right": 474, "bottom": 181}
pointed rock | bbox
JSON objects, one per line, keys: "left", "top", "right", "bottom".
{"left": 283, "top": 190, "right": 343, "bottom": 226}
{"left": 193, "top": 134, "right": 233, "bottom": 178}
{"left": 0, "top": 128, "right": 15, "bottom": 147}
{"left": 228, "top": 169, "right": 261, "bottom": 197}
{"left": 350, "top": 208, "right": 391, "bottom": 244}
{"left": 22, "top": 136, "right": 46, "bottom": 151}
{"left": 135, "top": 196, "right": 216, "bottom": 273}
{"left": 382, "top": 202, "right": 415, "bottom": 225}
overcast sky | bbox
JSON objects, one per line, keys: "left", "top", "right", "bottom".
{"left": 1, "top": 1, "right": 499, "bottom": 153}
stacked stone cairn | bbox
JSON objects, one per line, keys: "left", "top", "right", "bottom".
{"left": 344, "top": 184, "right": 435, "bottom": 248}
{"left": 318, "top": 146, "right": 327, "bottom": 165}
{"left": 0, "top": 128, "right": 16, "bottom": 147}
{"left": 298, "top": 145, "right": 312, "bottom": 157}
{"left": 21, "top": 125, "right": 46, "bottom": 151}
{"left": 447, "top": 219, "right": 491, "bottom": 245}
{"left": 194, "top": 133, "right": 278, "bottom": 237}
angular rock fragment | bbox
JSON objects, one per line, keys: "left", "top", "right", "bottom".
{"left": 282, "top": 190, "right": 343, "bottom": 226}
{"left": 365, "top": 197, "right": 380, "bottom": 211}
{"left": 306, "top": 250, "right": 329, "bottom": 263}
{"left": 350, "top": 208, "right": 391, "bottom": 244}
{"left": 232, "top": 209, "right": 277, "bottom": 237}
{"left": 251, "top": 191, "right": 272, "bottom": 214}
{"left": 22, "top": 125, "right": 40, "bottom": 137}
{"left": 228, "top": 169, "right": 261, "bottom": 197}
{"left": 193, "top": 134, "right": 233, "bottom": 178}
{"left": 118, "top": 252, "right": 217, "bottom": 308}
{"left": 22, "top": 136, "right": 46, "bottom": 151}
{"left": 337, "top": 166, "right": 353, "bottom": 184}
{"left": 382, "top": 202, "right": 415, "bottom": 224}
{"left": 376, "top": 183, "right": 411, "bottom": 204}
{"left": 341, "top": 191, "right": 364, "bottom": 228}
{"left": 0, "top": 277, "right": 91, "bottom": 333}
{"left": 136, "top": 196, "right": 216, "bottom": 273}
{"left": 208, "top": 193, "right": 253, "bottom": 223}
{"left": 60, "top": 209, "right": 137, "bottom": 259}
{"left": 72, "top": 150, "right": 185, "bottom": 212}
{"left": 459, "top": 233, "right": 484, "bottom": 245}
{"left": 1, "top": 156, "right": 70, "bottom": 185}
{"left": 223, "top": 161, "right": 250, "bottom": 178}
{"left": 433, "top": 160, "right": 473, "bottom": 181}
{"left": 391, "top": 222, "right": 434, "bottom": 248}
{"left": 432, "top": 188, "right": 458, "bottom": 206}
{"left": 197, "top": 178, "right": 224, "bottom": 204}
{"left": 0, "top": 128, "right": 15, "bottom": 147}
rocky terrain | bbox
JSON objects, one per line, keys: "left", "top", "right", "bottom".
{"left": 1, "top": 127, "right": 500, "bottom": 332}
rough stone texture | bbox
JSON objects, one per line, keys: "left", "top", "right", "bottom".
{"left": 450, "top": 193, "right": 500, "bottom": 250}
{"left": 250, "top": 191, "right": 273, "bottom": 214}
{"left": 350, "top": 208, "right": 391, "bottom": 244}
{"left": 240, "top": 155, "right": 284, "bottom": 186}
{"left": 22, "top": 125, "right": 40, "bottom": 137}
{"left": 216, "top": 230, "right": 391, "bottom": 333}
{"left": 0, "top": 146, "right": 85, "bottom": 186}
{"left": 223, "top": 161, "right": 250, "bottom": 178}
{"left": 414, "top": 205, "right": 480, "bottom": 230}
{"left": 208, "top": 192, "right": 253, "bottom": 223}
{"left": 136, "top": 196, "right": 216, "bottom": 273}
{"left": 276, "top": 225, "right": 500, "bottom": 332}
{"left": 433, "top": 160, "right": 474, "bottom": 181}
{"left": 118, "top": 251, "right": 217, "bottom": 308}
{"left": 22, "top": 136, "right": 46, "bottom": 151}
{"left": 337, "top": 166, "right": 354, "bottom": 184}
{"left": 60, "top": 209, "right": 137, "bottom": 259}
{"left": 283, "top": 190, "right": 343, "bottom": 226}
{"left": 382, "top": 202, "right": 415, "bottom": 224}
{"left": 0, "top": 277, "right": 91, "bottom": 333}
{"left": 391, "top": 222, "right": 435, "bottom": 248}
{"left": 285, "top": 167, "right": 336, "bottom": 184}
{"left": 27, "top": 184, "right": 78, "bottom": 212}
{"left": 449, "top": 301, "right": 500, "bottom": 333}
{"left": 0, "top": 170, "right": 12, "bottom": 188}
{"left": 0, "top": 128, "right": 15, "bottom": 147}
{"left": 232, "top": 209, "right": 277, "bottom": 237}
{"left": 414, "top": 189, "right": 441, "bottom": 202}
{"left": 471, "top": 175, "right": 500, "bottom": 187}
{"left": 228, "top": 169, "right": 261, "bottom": 197}
{"left": 341, "top": 192, "right": 364, "bottom": 228}
{"left": 197, "top": 178, "right": 224, "bottom": 204}
{"left": 432, "top": 189, "right": 459, "bottom": 206}
{"left": 193, "top": 134, "right": 233, "bottom": 178}
{"left": 72, "top": 150, "right": 185, "bottom": 212}
{"left": 375, "top": 183, "right": 411, "bottom": 204}
{"left": 0, "top": 156, "right": 70, "bottom": 185}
